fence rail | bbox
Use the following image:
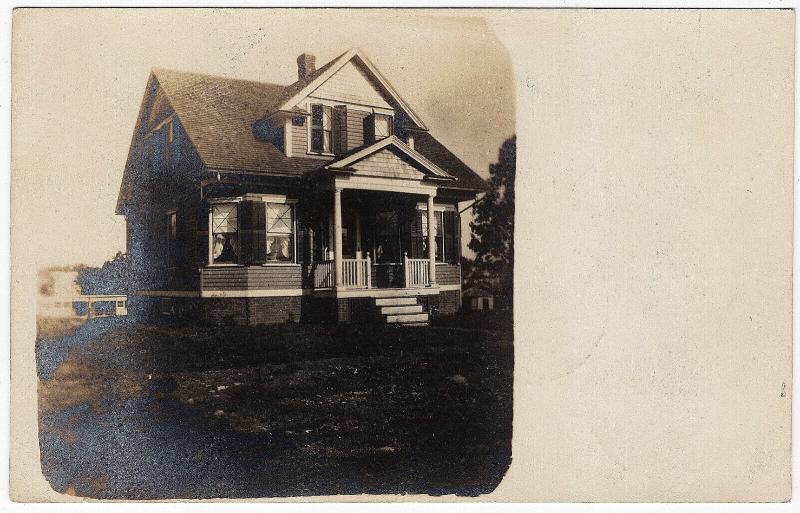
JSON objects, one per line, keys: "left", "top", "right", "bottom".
{"left": 404, "top": 254, "right": 430, "bottom": 288}
{"left": 341, "top": 255, "right": 371, "bottom": 289}
{"left": 313, "top": 260, "right": 335, "bottom": 289}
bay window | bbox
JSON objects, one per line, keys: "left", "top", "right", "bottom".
{"left": 208, "top": 200, "right": 295, "bottom": 266}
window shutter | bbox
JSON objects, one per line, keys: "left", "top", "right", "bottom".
{"left": 240, "top": 201, "right": 267, "bottom": 265}
{"left": 444, "top": 210, "right": 459, "bottom": 264}
{"left": 195, "top": 204, "right": 209, "bottom": 266}
{"left": 363, "top": 114, "right": 376, "bottom": 145}
{"left": 296, "top": 224, "right": 307, "bottom": 266}
{"left": 332, "top": 105, "right": 348, "bottom": 155}
{"left": 411, "top": 211, "right": 424, "bottom": 259}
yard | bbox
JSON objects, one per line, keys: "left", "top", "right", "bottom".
{"left": 36, "top": 314, "right": 513, "bottom": 499}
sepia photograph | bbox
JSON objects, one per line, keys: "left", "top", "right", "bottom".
{"left": 17, "top": 9, "right": 514, "bottom": 500}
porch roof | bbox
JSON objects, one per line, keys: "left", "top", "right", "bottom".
{"left": 323, "top": 136, "right": 455, "bottom": 182}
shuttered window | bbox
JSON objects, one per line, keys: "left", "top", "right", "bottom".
{"left": 364, "top": 113, "right": 393, "bottom": 145}
{"left": 310, "top": 104, "right": 332, "bottom": 153}
{"left": 418, "top": 208, "right": 460, "bottom": 264}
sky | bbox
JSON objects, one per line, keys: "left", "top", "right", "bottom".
{"left": 12, "top": 9, "right": 515, "bottom": 269}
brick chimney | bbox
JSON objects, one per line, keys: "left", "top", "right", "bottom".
{"left": 297, "top": 53, "right": 316, "bottom": 81}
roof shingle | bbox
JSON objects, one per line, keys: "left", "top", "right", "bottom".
{"left": 148, "top": 64, "right": 487, "bottom": 191}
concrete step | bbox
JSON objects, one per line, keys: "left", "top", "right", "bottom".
{"left": 385, "top": 312, "right": 429, "bottom": 324}
{"left": 381, "top": 305, "right": 423, "bottom": 315}
{"left": 375, "top": 297, "right": 418, "bottom": 306}
{"left": 402, "top": 322, "right": 429, "bottom": 327}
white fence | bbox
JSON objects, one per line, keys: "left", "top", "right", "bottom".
{"left": 314, "top": 254, "right": 432, "bottom": 289}
{"left": 313, "top": 256, "right": 371, "bottom": 289}
{"left": 313, "top": 260, "right": 335, "bottom": 289}
{"left": 404, "top": 254, "right": 430, "bottom": 288}
{"left": 341, "top": 256, "right": 371, "bottom": 289}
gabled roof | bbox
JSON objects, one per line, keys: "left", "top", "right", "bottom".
{"left": 268, "top": 48, "right": 428, "bottom": 130}
{"left": 153, "top": 68, "right": 322, "bottom": 176}
{"left": 325, "top": 135, "right": 454, "bottom": 181}
{"left": 117, "top": 51, "right": 488, "bottom": 212}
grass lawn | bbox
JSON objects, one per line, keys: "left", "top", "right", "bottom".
{"left": 37, "top": 315, "right": 513, "bottom": 499}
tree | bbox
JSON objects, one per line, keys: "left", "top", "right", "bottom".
{"left": 77, "top": 251, "right": 136, "bottom": 295}
{"left": 468, "top": 136, "right": 515, "bottom": 305}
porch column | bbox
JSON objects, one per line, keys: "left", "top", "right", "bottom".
{"left": 427, "top": 193, "right": 437, "bottom": 286}
{"left": 333, "top": 187, "right": 344, "bottom": 287}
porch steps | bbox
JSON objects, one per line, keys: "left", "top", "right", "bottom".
{"left": 380, "top": 305, "right": 423, "bottom": 315}
{"left": 375, "top": 297, "right": 418, "bottom": 307}
{"left": 375, "top": 296, "right": 429, "bottom": 326}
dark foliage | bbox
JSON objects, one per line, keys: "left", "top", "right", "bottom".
{"left": 468, "top": 136, "right": 515, "bottom": 303}
{"left": 77, "top": 251, "right": 136, "bottom": 295}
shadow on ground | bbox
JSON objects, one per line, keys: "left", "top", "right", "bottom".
{"left": 37, "top": 315, "right": 513, "bottom": 499}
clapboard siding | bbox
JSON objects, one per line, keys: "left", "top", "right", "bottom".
{"left": 351, "top": 149, "right": 424, "bottom": 180}
{"left": 291, "top": 122, "right": 309, "bottom": 157}
{"left": 436, "top": 264, "right": 461, "bottom": 286}
{"left": 309, "top": 61, "right": 392, "bottom": 108}
{"left": 201, "top": 266, "right": 303, "bottom": 290}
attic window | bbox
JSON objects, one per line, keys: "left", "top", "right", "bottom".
{"left": 374, "top": 114, "right": 392, "bottom": 140}
{"left": 310, "top": 104, "right": 332, "bottom": 154}
{"left": 365, "top": 113, "right": 393, "bottom": 144}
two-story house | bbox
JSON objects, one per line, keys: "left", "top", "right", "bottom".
{"left": 116, "top": 49, "right": 487, "bottom": 325}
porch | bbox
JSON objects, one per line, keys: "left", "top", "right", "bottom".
{"left": 306, "top": 187, "right": 460, "bottom": 295}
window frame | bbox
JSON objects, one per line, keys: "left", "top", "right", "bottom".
{"left": 308, "top": 103, "right": 334, "bottom": 155}
{"left": 417, "top": 204, "right": 454, "bottom": 264}
{"left": 166, "top": 209, "right": 177, "bottom": 271}
{"left": 263, "top": 201, "right": 298, "bottom": 265}
{"left": 372, "top": 112, "right": 394, "bottom": 141}
{"left": 207, "top": 199, "right": 242, "bottom": 267}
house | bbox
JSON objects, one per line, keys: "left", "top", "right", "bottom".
{"left": 462, "top": 284, "right": 494, "bottom": 311}
{"left": 116, "top": 49, "right": 487, "bottom": 326}
{"left": 37, "top": 269, "right": 128, "bottom": 318}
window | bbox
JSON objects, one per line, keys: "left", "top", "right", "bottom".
{"left": 373, "top": 113, "right": 393, "bottom": 140}
{"left": 310, "top": 104, "right": 332, "bottom": 154}
{"left": 167, "top": 211, "right": 177, "bottom": 269}
{"left": 420, "top": 210, "right": 444, "bottom": 262}
{"left": 266, "top": 203, "right": 295, "bottom": 262}
{"left": 364, "top": 113, "right": 393, "bottom": 144}
{"left": 211, "top": 203, "right": 239, "bottom": 264}
{"left": 419, "top": 208, "right": 460, "bottom": 264}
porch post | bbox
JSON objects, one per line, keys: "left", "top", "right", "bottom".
{"left": 427, "top": 193, "right": 437, "bottom": 286}
{"left": 333, "top": 187, "right": 344, "bottom": 288}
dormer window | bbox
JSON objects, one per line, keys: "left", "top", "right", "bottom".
{"left": 310, "top": 104, "right": 332, "bottom": 154}
{"left": 364, "top": 113, "right": 393, "bottom": 145}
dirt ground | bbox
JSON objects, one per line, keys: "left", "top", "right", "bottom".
{"left": 36, "top": 315, "right": 513, "bottom": 499}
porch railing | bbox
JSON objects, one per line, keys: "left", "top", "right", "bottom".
{"left": 314, "top": 256, "right": 372, "bottom": 289}
{"left": 404, "top": 253, "right": 430, "bottom": 288}
{"left": 341, "top": 255, "right": 371, "bottom": 289}
{"left": 313, "top": 260, "right": 335, "bottom": 289}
